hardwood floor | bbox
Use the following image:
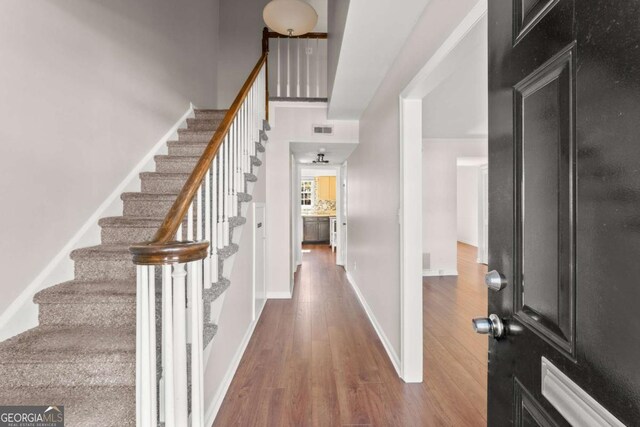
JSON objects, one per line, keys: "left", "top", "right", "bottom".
{"left": 214, "top": 243, "right": 487, "bottom": 426}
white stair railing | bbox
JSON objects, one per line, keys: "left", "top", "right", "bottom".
{"left": 264, "top": 27, "right": 328, "bottom": 100}
{"left": 131, "top": 57, "right": 267, "bottom": 427}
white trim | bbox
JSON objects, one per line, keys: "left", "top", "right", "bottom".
{"left": 541, "top": 357, "right": 625, "bottom": 427}
{"left": 345, "top": 271, "right": 401, "bottom": 377}
{"left": 267, "top": 291, "right": 293, "bottom": 299}
{"left": 0, "top": 104, "right": 195, "bottom": 341}
{"left": 398, "top": 98, "right": 424, "bottom": 383}
{"left": 422, "top": 269, "right": 458, "bottom": 277}
{"left": 204, "top": 314, "right": 263, "bottom": 426}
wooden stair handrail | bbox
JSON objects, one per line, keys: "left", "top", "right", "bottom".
{"left": 130, "top": 54, "right": 267, "bottom": 265}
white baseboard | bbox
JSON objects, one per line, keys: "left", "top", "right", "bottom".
{"left": 204, "top": 316, "right": 261, "bottom": 426}
{"left": 422, "top": 269, "right": 458, "bottom": 277}
{"left": 345, "top": 271, "right": 401, "bottom": 377}
{"left": 0, "top": 104, "right": 195, "bottom": 341}
{"left": 267, "top": 291, "right": 293, "bottom": 299}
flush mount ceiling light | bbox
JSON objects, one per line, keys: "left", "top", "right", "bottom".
{"left": 263, "top": 0, "right": 318, "bottom": 37}
{"left": 312, "top": 153, "right": 329, "bottom": 164}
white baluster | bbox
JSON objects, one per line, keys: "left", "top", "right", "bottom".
{"left": 212, "top": 158, "right": 219, "bottom": 282}
{"left": 204, "top": 170, "right": 211, "bottom": 289}
{"left": 217, "top": 153, "right": 224, "bottom": 250}
{"left": 136, "top": 266, "right": 145, "bottom": 426}
{"left": 287, "top": 37, "right": 290, "bottom": 97}
{"left": 277, "top": 37, "right": 281, "bottom": 97}
{"left": 189, "top": 261, "right": 204, "bottom": 426}
{"left": 197, "top": 185, "right": 203, "bottom": 242}
{"left": 224, "top": 137, "right": 230, "bottom": 247}
{"left": 162, "top": 265, "right": 174, "bottom": 426}
{"left": 187, "top": 203, "right": 193, "bottom": 241}
{"left": 306, "top": 39, "right": 310, "bottom": 98}
{"left": 316, "top": 38, "right": 320, "bottom": 98}
{"left": 172, "top": 263, "right": 188, "bottom": 425}
{"left": 297, "top": 38, "right": 301, "bottom": 98}
{"left": 147, "top": 266, "right": 157, "bottom": 426}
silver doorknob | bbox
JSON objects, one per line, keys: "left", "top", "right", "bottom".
{"left": 485, "top": 270, "right": 507, "bottom": 291}
{"left": 472, "top": 314, "right": 505, "bottom": 338}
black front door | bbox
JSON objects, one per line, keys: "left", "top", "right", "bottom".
{"left": 486, "top": 0, "right": 640, "bottom": 425}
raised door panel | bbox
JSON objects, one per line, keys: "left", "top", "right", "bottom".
{"left": 514, "top": 45, "right": 576, "bottom": 357}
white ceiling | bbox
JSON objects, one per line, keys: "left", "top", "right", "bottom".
{"left": 422, "top": 14, "right": 487, "bottom": 138}
{"left": 327, "top": 0, "right": 432, "bottom": 119}
{"left": 290, "top": 141, "right": 358, "bottom": 164}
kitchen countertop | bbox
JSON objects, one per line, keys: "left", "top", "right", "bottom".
{"left": 301, "top": 213, "right": 336, "bottom": 218}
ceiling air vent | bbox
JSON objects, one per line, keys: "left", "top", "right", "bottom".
{"left": 313, "top": 124, "right": 333, "bottom": 135}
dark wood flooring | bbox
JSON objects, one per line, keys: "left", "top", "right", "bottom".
{"left": 214, "top": 243, "right": 488, "bottom": 426}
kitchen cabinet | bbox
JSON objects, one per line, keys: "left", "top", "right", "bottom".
{"left": 316, "top": 176, "right": 336, "bottom": 201}
{"left": 302, "top": 216, "right": 332, "bottom": 242}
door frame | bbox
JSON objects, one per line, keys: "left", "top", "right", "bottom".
{"left": 398, "top": 0, "right": 488, "bottom": 383}
{"left": 292, "top": 163, "right": 346, "bottom": 266}
{"left": 252, "top": 202, "right": 267, "bottom": 321}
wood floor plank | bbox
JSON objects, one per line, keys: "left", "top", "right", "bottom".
{"left": 214, "top": 242, "right": 487, "bottom": 426}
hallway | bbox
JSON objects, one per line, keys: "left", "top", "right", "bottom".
{"left": 214, "top": 243, "right": 487, "bottom": 426}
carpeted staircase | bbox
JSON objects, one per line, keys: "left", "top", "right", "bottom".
{"left": 0, "top": 109, "right": 266, "bottom": 426}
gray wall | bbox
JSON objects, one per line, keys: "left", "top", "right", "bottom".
{"left": 216, "top": 0, "right": 269, "bottom": 107}
{"left": 0, "top": 0, "right": 219, "bottom": 318}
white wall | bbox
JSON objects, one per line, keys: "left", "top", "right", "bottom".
{"left": 421, "top": 140, "right": 486, "bottom": 274}
{"left": 457, "top": 165, "right": 480, "bottom": 246}
{"left": 346, "top": 0, "right": 482, "bottom": 357}
{"left": 0, "top": 0, "right": 219, "bottom": 320}
{"left": 265, "top": 102, "right": 358, "bottom": 297}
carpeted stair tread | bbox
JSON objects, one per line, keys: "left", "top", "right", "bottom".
{"left": 140, "top": 171, "right": 191, "bottom": 180}
{"left": 177, "top": 129, "right": 215, "bottom": 143}
{"left": 229, "top": 216, "right": 247, "bottom": 228}
{"left": 205, "top": 278, "right": 231, "bottom": 302}
{"left": 245, "top": 172, "right": 258, "bottom": 182}
{"left": 0, "top": 325, "right": 134, "bottom": 365}
{"left": 218, "top": 243, "right": 239, "bottom": 260}
{"left": 256, "top": 141, "right": 265, "bottom": 153}
{"left": 100, "top": 216, "right": 167, "bottom": 228}
{"left": 237, "top": 192, "right": 252, "bottom": 203}
{"left": 204, "top": 324, "right": 218, "bottom": 348}
{"left": 194, "top": 109, "right": 228, "bottom": 120}
{"left": 70, "top": 244, "right": 132, "bottom": 261}
{"left": 0, "top": 386, "right": 135, "bottom": 426}
{"left": 121, "top": 192, "right": 178, "bottom": 201}
{"left": 251, "top": 155, "right": 262, "bottom": 166}
{"left": 34, "top": 280, "right": 135, "bottom": 304}
{"left": 186, "top": 118, "right": 223, "bottom": 131}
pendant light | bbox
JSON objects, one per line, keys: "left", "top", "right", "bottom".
{"left": 263, "top": 0, "right": 318, "bottom": 37}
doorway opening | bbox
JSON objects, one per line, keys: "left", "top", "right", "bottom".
{"left": 398, "top": 0, "right": 488, "bottom": 418}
